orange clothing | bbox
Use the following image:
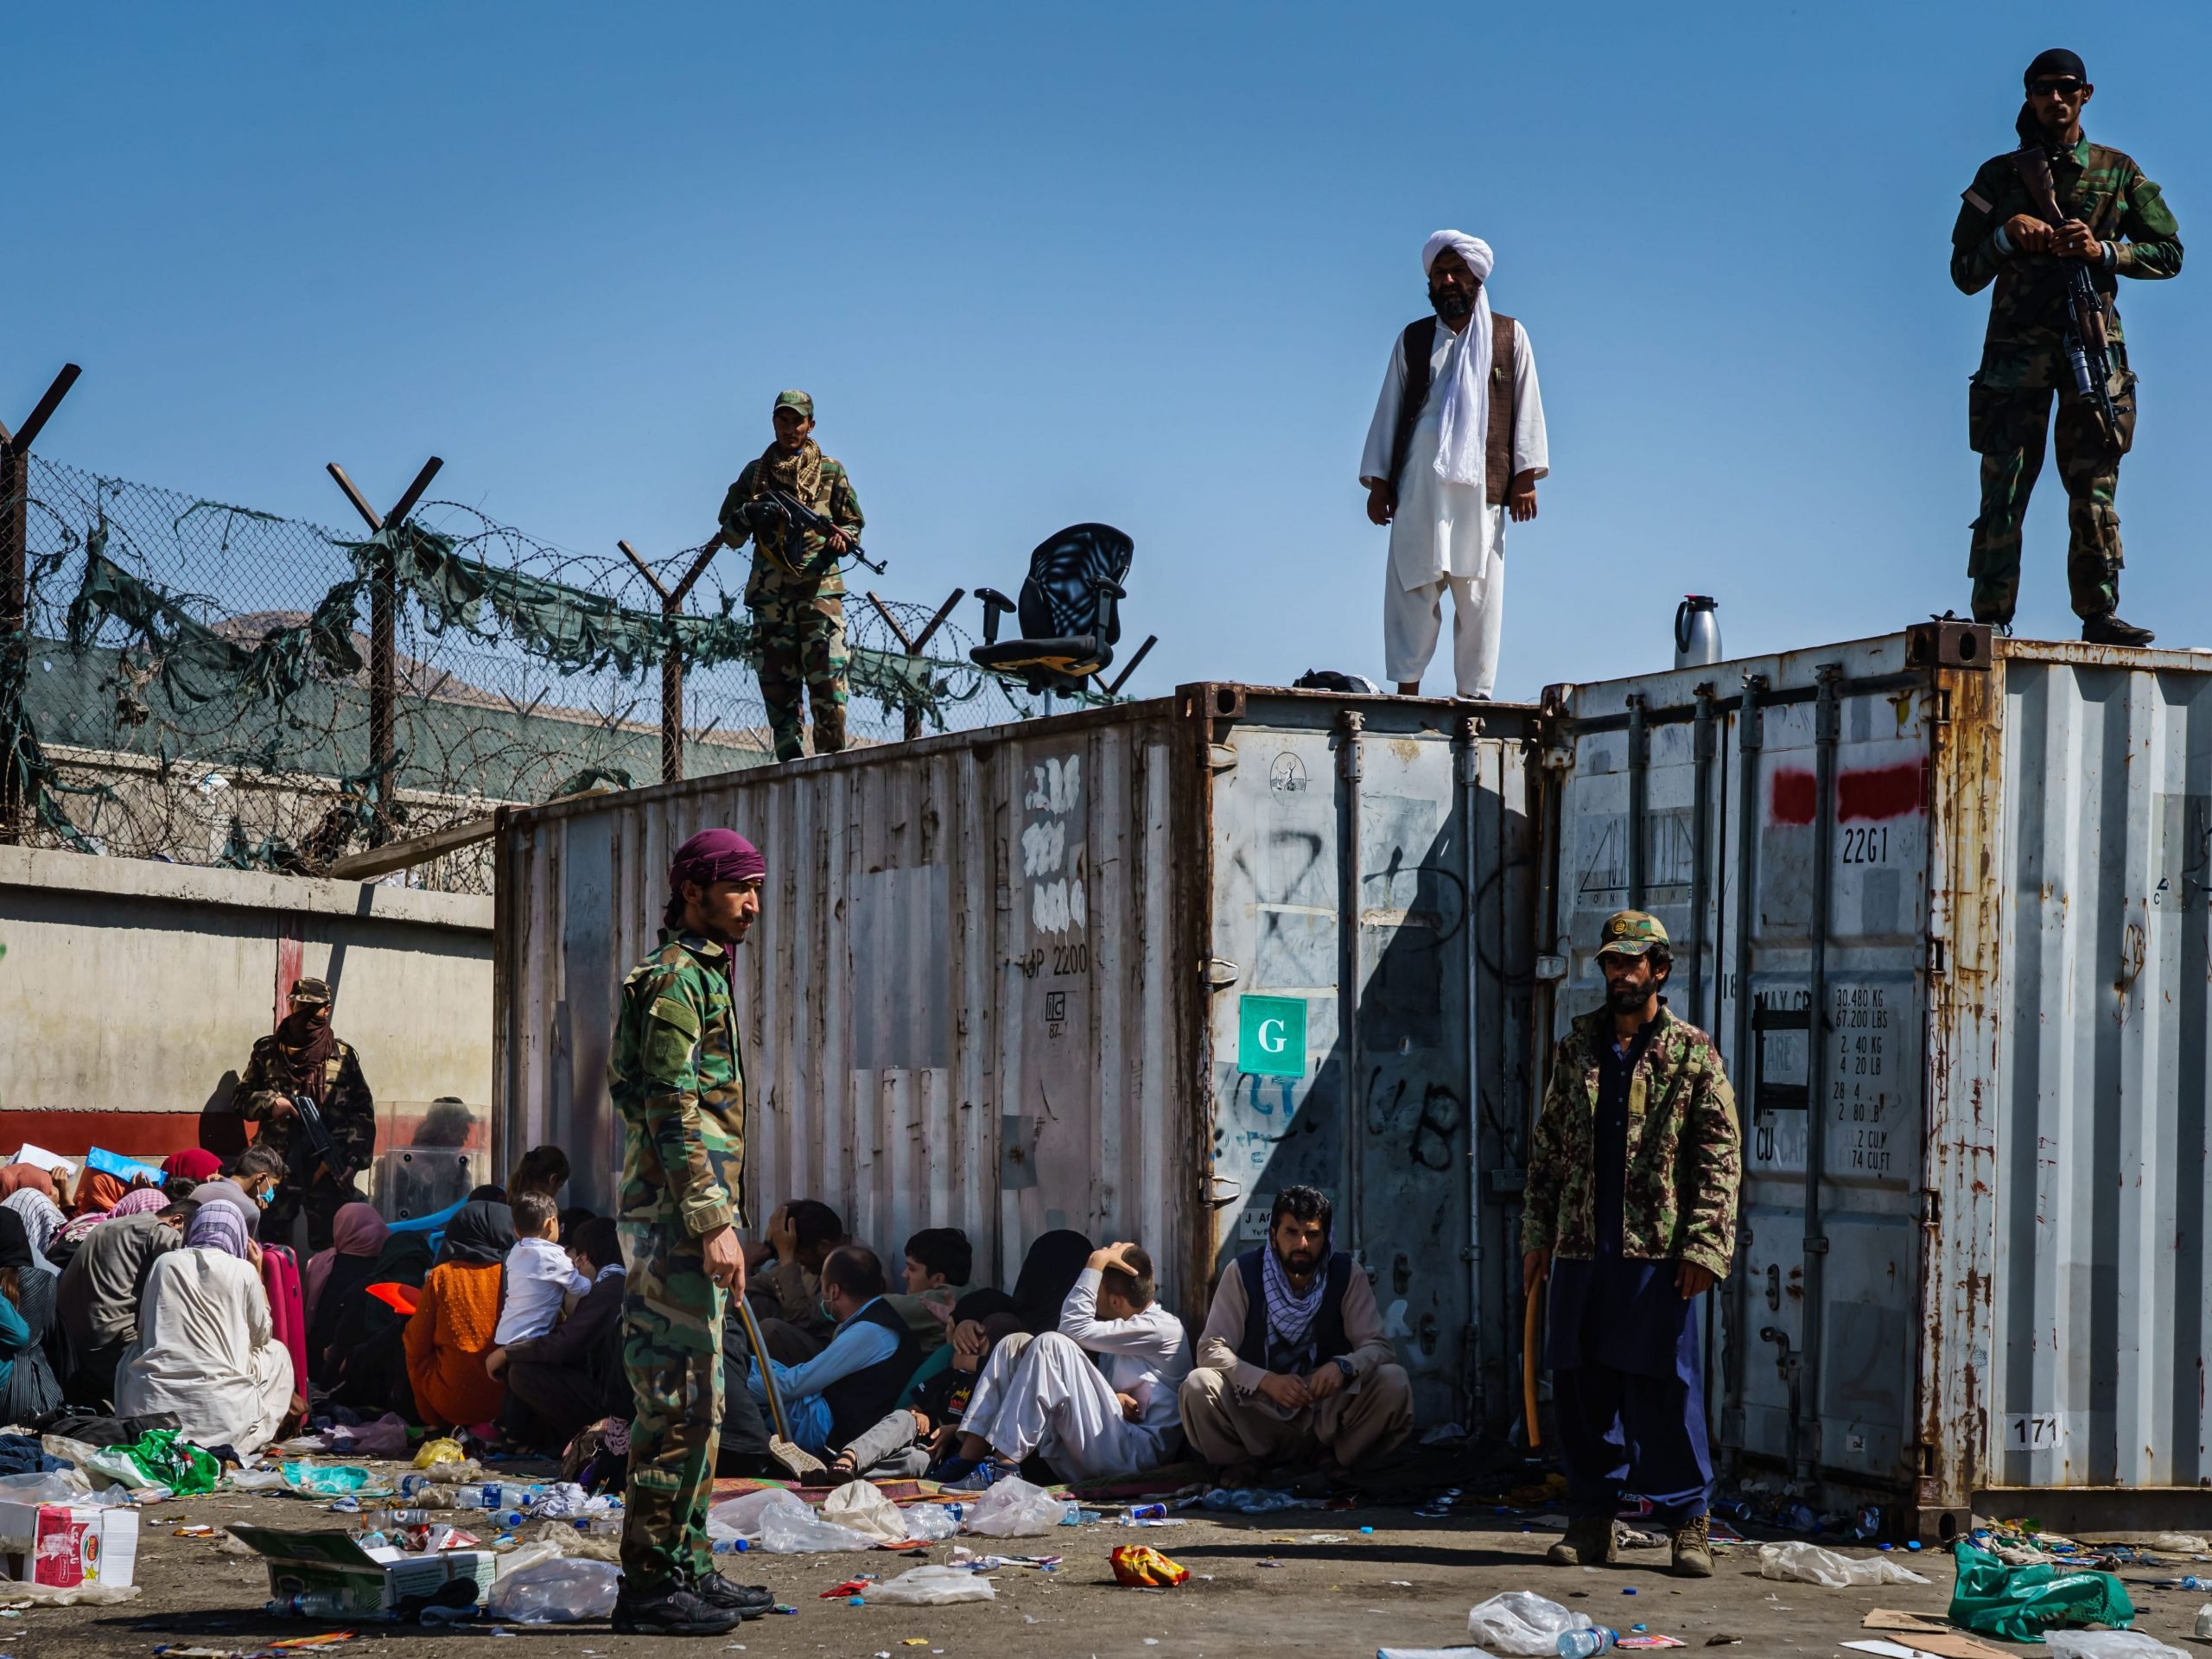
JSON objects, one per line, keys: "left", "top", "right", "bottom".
{"left": 403, "top": 1260, "right": 506, "bottom": 1428}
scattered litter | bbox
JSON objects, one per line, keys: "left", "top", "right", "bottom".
{"left": 1950, "top": 1541, "right": 2135, "bottom": 1640}
{"left": 413, "top": 1440, "right": 468, "bottom": 1471}
{"left": 944, "top": 1548, "right": 1058, "bottom": 1572}
{"left": 820, "top": 1482, "right": 911, "bottom": 1545}
{"left": 962, "top": 1476, "right": 1067, "bottom": 1539}
{"left": 1465, "top": 1590, "right": 1595, "bottom": 1655}
{"left": 2197, "top": 1605, "right": 2212, "bottom": 1641}
{"left": 482, "top": 1559, "right": 619, "bottom": 1624}
{"left": 1704, "top": 1639, "right": 1738, "bottom": 1648}
{"left": 2150, "top": 1533, "right": 2209, "bottom": 1554}
{"left": 2043, "top": 1639, "right": 2190, "bottom": 1659}
{"left": 1198, "top": 1487, "right": 1302, "bottom": 1513}
{"left": 1863, "top": 1610, "right": 1952, "bottom": 1634}
{"left": 1303, "top": 1533, "right": 1351, "bottom": 1545}
{"left": 868, "top": 1566, "right": 996, "bottom": 1605}
{"left": 1618, "top": 1639, "right": 1685, "bottom": 1650}
{"left": 1255, "top": 1559, "right": 1284, "bottom": 1568}
{"left": 1758, "top": 1541, "right": 1931, "bottom": 1587}
{"left": 1109, "top": 1546, "right": 1189, "bottom": 1587}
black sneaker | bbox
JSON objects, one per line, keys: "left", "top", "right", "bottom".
{"left": 693, "top": 1571, "right": 774, "bottom": 1617}
{"left": 610, "top": 1576, "right": 746, "bottom": 1636}
{"left": 2083, "top": 613, "right": 2155, "bottom": 647}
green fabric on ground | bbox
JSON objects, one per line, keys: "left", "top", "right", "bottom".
{"left": 1948, "top": 1540, "right": 2135, "bottom": 1639}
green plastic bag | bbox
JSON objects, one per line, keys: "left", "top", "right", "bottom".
{"left": 85, "top": 1428, "right": 219, "bottom": 1497}
{"left": 1948, "top": 1540, "right": 2135, "bottom": 1639}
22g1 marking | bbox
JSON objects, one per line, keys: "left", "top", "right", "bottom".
{"left": 1840, "top": 825, "right": 1891, "bottom": 865}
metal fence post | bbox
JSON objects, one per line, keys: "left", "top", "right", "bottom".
{"left": 864, "top": 588, "right": 966, "bottom": 742}
{"left": 325, "top": 457, "right": 442, "bottom": 844}
{"left": 0, "top": 365, "right": 82, "bottom": 844}
{"left": 620, "top": 540, "right": 719, "bottom": 785}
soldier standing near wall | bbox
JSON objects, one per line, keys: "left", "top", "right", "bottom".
{"left": 1951, "top": 48, "right": 2182, "bottom": 644}
{"left": 709, "top": 391, "right": 864, "bottom": 761}
{"left": 607, "top": 828, "right": 772, "bottom": 1635}
{"left": 236, "top": 976, "right": 373, "bottom": 1254}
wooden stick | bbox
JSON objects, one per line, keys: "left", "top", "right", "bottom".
{"left": 1522, "top": 1267, "right": 1545, "bottom": 1447}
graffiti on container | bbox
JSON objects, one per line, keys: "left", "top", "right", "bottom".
{"left": 1269, "top": 753, "right": 1309, "bottom": 794}
{"left": 1576, "top": 809, "right": 1696, "bottom": 898}
{"left": 1357, "top": 1067, "right": 1464, "bottom": 1170}
{"left": 1023, "top": 753, "right": 1088, "bottom": 938}
{"left": 1768, "top": 760, "right": 1927, "bottom": 825}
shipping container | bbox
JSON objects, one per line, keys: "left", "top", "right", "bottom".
{"left": 1539, "top": 620, "right": 2212, "bottom": 1535}
{"left": 496, "top": 685, "right": 1540, "bottom": 1426}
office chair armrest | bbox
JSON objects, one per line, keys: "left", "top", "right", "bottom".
{"left": 975, "top": 587, "right": 1018, "bottom": 646}
{"left": 1090, "top": 576, "right": 1124, "bottom": 653}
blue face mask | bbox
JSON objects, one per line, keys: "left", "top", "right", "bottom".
{"left": 818, "top": 1297, "right": 836, "bottom": 1325}
{"left": 256, "top": 1188, "right": 272, "bottom": 1208}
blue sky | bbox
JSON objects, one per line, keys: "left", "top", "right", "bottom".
{"left": 9, "top": 3, "right": 2206, "bottom": 702}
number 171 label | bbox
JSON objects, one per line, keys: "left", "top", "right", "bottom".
{"left": 2005, "top": 1413, "right": 2065, "bottom": 1450}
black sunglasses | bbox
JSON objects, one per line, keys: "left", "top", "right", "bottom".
{"left": 2030, "top": 77, "right": 2085, "bottom": 98}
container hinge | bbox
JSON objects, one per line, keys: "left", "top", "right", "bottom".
{"left": 1205, "top": 957, "right": 1241, "bottom": 989}
{"left": 1542, "top": 745, "right": 1573, "bottom": 772}
{"left": 1919, "top": 1189, "right": 1942, "bottom": 1228}
{"left": 1458, "top": 1244, "right": 1479, "bottom": 1263}
{"left": 1927, "top": 937, "right": 1948, "bottom": 975}
{"left": 1205, "top": 1176, "right": 1243, "bottom": 1210}
{"left": 1802, "top": 1236, "right": 1830, "bottom": 1255}
{"left": 1535, "top": 951, "right": 1568, "bottom": 982}
{"left": 1208, "top": 742, "right": 1238, "bottom": 772}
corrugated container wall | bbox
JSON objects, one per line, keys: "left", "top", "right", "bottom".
{"left": 1541, "top": 622, "right": 2212, "bottom": 1533}
{"left": 498, "top": 686, "right": 1539, "bottom": 1427}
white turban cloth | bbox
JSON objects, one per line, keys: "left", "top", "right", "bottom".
{"left": 1420, "top": 230, "right": 1496, "bottom": 489}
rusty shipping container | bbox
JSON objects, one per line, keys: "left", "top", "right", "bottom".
{"left": 1539, "top": 620, "right": 2212, "bottom": 1534}
{"left": 495, "top": 685, "right": 1540, "bottom": 1425}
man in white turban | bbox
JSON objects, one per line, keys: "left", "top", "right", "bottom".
{"left": 1358, "top": 230, "right": 1548, "bottom": 700}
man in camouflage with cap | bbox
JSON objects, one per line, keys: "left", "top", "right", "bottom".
{"left": 1952, "top": 48, "right": 2182, "bottom": 645}
{"left": 606, "top": 828, "right": 772, "bottom": 1636}
{"left": 708, "top": 391, "right": 863, "bottom": 762}
{"left": 235, "top": 974, "right": 375, "bottom": 1253}
{"left": 1522, "top": 911, "right": 1740, "bottom": 1580}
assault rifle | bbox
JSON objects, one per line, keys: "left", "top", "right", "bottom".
{"left": 740, "top": 489, "right": 886, "bottom": 579}
{"left": 2014, "top": 144, "right": 2123, "bottom": 442}
{"left": 286, "top": 1091, "right": 345, "bottom": 1188}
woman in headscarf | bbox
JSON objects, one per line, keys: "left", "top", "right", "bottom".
{"left": 0, "top": 1166, "right": 58, "bottom": 1205}
{"left": 115, "top": 1202, "right": 295, "bottom": 1455}
{"left": 403, "top": 1198, "right": 512, "bottom": 1431}
{"left": 1009, "top": 1229, "right": 1096, "bottom": 1333}
{"left": 162, "top": 1149, "right": 221, "bottom": 1200}
{"left": 305, "top": 1202, "right": 389, "bottom": 1374}
{"left": 0, "top": 1211, "right": 62, "bottom": 1421}
{"left": 326, "top": 1228, "right": 434, "bottom": 1415}
{"left": 109, "top": 1187, "right": 169, "bottom": 1222}
{"left": 1, "top": 1187, "right": 65, "bottom": 1274}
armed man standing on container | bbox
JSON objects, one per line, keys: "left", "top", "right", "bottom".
{"left": 708, "top": 391, "right": 863, "bottom": 761}
{"left": 607, "top": 828, "right": 773, "bottom": 1636}
{"left": 1952, "top": 48, "right": 2182, "bottom": 645}
{"left": 1522, "top": 912, "right": 1740, "bottom": 1580}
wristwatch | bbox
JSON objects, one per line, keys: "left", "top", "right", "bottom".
{"left": 1333, "top": 1356, "right": 1357, "bottom": 1382}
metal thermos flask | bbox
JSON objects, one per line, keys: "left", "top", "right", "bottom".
{"left": 1674, "top": 595, "right": 1720, "bottom": 668}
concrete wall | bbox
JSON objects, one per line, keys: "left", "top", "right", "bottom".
{"left": 0, "top": 846, "right": 493, "bottom": 1162}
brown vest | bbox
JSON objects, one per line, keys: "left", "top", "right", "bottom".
{"left": 1387, "top": 313, "right": 1517, "bottom": 505}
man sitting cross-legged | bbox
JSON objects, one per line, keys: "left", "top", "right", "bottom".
{"left": 1178, "top": 1184, "right": 1413, "bottom": 1482}
{"left": 933, "top": 1241, "right": 1190, "bottom": 1488}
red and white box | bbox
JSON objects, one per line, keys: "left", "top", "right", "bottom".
{"left": 0, "top": 1503, "right": 140, "bottom": 1588}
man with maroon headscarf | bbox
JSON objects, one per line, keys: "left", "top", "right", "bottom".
{"left": 607, "top": 828, "right": 772, "bottom": 1636}
{"left": 236, "top": 976, "right": 374, "bottom": 1253}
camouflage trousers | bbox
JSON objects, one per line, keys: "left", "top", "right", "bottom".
{"left": 1967, "top": 360, "right": 2138, "bottom": 625}
{"left": 620, "top": 1221, "right": 725, "bottom": 1592}
{"left": 752, "top": 583, "right": 849, "bottom": 762}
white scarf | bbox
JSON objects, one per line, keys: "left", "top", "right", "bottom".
{"left": 1421, "top": 230, "right": 1496, "bottom": 490}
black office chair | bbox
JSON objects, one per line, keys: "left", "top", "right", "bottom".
{"left": 969, "top": 522, "right": 1138, "bottom": 696}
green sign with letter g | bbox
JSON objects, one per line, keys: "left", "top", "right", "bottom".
{"left": 1237, "top": 995, "right": 1307, "bottom": 1078}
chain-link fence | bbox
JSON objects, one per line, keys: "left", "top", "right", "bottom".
{"left": 9, "top": 455, "right": 1094, "bottom": 893}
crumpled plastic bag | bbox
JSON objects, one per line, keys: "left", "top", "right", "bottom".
{"left": 484, "top": 1557, "right": 621, "bottom": 1623}
{"left": 283, "top": 1461, "right": 373, "bottom": 1497}
{"left": 2045, "top": 1634, "right": 2188, "bottom": 1659}
{"left": 415, "top": 1436, "right": 469, "bottom": 1470}
{"left": 761, "top": 1500, "right": 880, "bottom": 1554}
{"left": 524, "top": 1480, "right": 593, "bottom": 1519}
{"left": 330, "top": 1413, "right": 410, "bottom": 1459}
{"left": 1759, "top": 1541, "right": 1932, "bottom": 1588}
{"left": 902, "top": 1503, "right": 960, "bottom": 1542}
{"left": 2151, "top": 1532, "right": 2209, "bottom": 1554}
{"left": 87, "top": 1429, "right": 219, "bottom": 1497}
{"left": 866, "top": 1564, "right": 997, "bottom": 1605}
{"left": 1465, "top": 1590, "right": 1594, "bottom": 1654}
{"left": 1950, "top": 1540, "right": 2134, "bottom": 1640}
{"left": 708, "top": 1487, "right": 808, "bottom": 1541}
{"left": 0, "top": 1467, "right": 91, "bottom": 1503}
{"left": 821, "top": 1480, "right": 908, "bottom": 1542}
{"left": 962, "top": 1475, "right": 1068, "bottom": 1537}
{"left": 222, "top": 1468, "right": 289, "bottom": 1491}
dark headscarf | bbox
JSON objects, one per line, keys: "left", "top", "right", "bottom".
{"left": 439, "top": 1200, "right": 514, "bottom": 1266}
{"left": 0, "top": 1211, "right": 33, "bottom": 1276}
{"left": 2024, "top": 47, "right": 2087, "bottom": 86}
{"left": 1009, "top": 1229, "right": 1095, "bottom": 1333}
{"left": 664, "top": 828, "right": 766, "bottom": 928}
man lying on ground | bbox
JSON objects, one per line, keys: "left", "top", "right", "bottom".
{"left": 741, "top": 1243, "right": 918, "bottom": 1459}
{"left": 1179, "top": 1185, "right": 1413, "bottom": 1482}
{"left": 934, "top": 1240, "right": 1191, "bottom": 1489}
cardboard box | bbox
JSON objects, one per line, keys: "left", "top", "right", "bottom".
{"left": 0, "top": 1503, "right": 139, "bottom": 1588}
{"left": 227, "top": 1528, "right": 493, "bottom": 1617}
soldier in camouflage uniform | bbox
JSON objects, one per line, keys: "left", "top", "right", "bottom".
{"left": 235, "top": 976, "right": 375, "bottom": 1253}
{"left": 709, "top": 390, "right": 862, "bottom": 762}
{"left": 1522, "top": 912, "right": 1740, "bottom": 1580}
{"left": 1951, "top": 48, "right": 2182, "bottom": 645}
{"left": 607, "top": 827, "right": 773, "bottom": 1635}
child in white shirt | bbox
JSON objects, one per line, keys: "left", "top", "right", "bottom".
{"left": 494, "top": 1192, "right": 590, "bottom": 1346}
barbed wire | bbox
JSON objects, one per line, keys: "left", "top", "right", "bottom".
{"left": 13, "top": 456, "right": 1085, "bottom": 893}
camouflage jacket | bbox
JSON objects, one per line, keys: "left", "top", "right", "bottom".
{"left": 608, "top": 928, "right": 747, "bottom": 1236}
{"left": 238, "top": 1035, "right": 376, "bottom": 1178}
{"left": 1521, "top": 1004, "right": 1741, "bottom": 1279}
{"left": 719, "top": 456, "right": 864, "bottom": 600}
{"left": 1952, "top": 137, "right": 2183, "bottom": 361}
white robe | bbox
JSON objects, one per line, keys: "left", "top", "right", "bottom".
{"left": 1359, "top": 316, "right": 1549, "bottom": 591}
{"left": 116, "top": 1247, "right": 294, "bottom": 1456}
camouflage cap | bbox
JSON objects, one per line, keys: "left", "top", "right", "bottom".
{"left": 772, "top": 390, "right": 814, "bottom": 421}
{"left": 289, "top": 975, "right": 334, "bottom": 1005}
{"left": 1596, "top": 911, "right": 1669, "bottom": 957}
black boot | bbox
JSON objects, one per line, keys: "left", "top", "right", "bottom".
{"left": 693, "top": 1571, "right": 774, "bottom": 1618}
{"left": 610, "top": 1576, "right": 745, "bottom": 1636}
{"left": 2083, "top": 613, "right": 2156, "bottom": 646}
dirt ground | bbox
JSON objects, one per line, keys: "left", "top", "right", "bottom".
{"left": 19, "top": 1483, "right": 2212, "bottom": 1659}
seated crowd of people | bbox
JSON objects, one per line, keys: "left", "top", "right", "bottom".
{"left": 0, "top": 1143, "right": 1413, "bottom": 1491}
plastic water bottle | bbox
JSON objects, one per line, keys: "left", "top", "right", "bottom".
{"left": 267, "top": 1591, "right": 353, "bottom": 1618}
{"left": 2191, "top": 1603, "right": 2212, "bottom": 1640}
{"left": 1557, "top": 1630, "right": 1618, "bottom": 1659}
{"left": 385, "top": 1509, "right": 432, "bottom": 1527}
{"left": 1673, "top": 595, "right": 1721, "bottom": 669}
